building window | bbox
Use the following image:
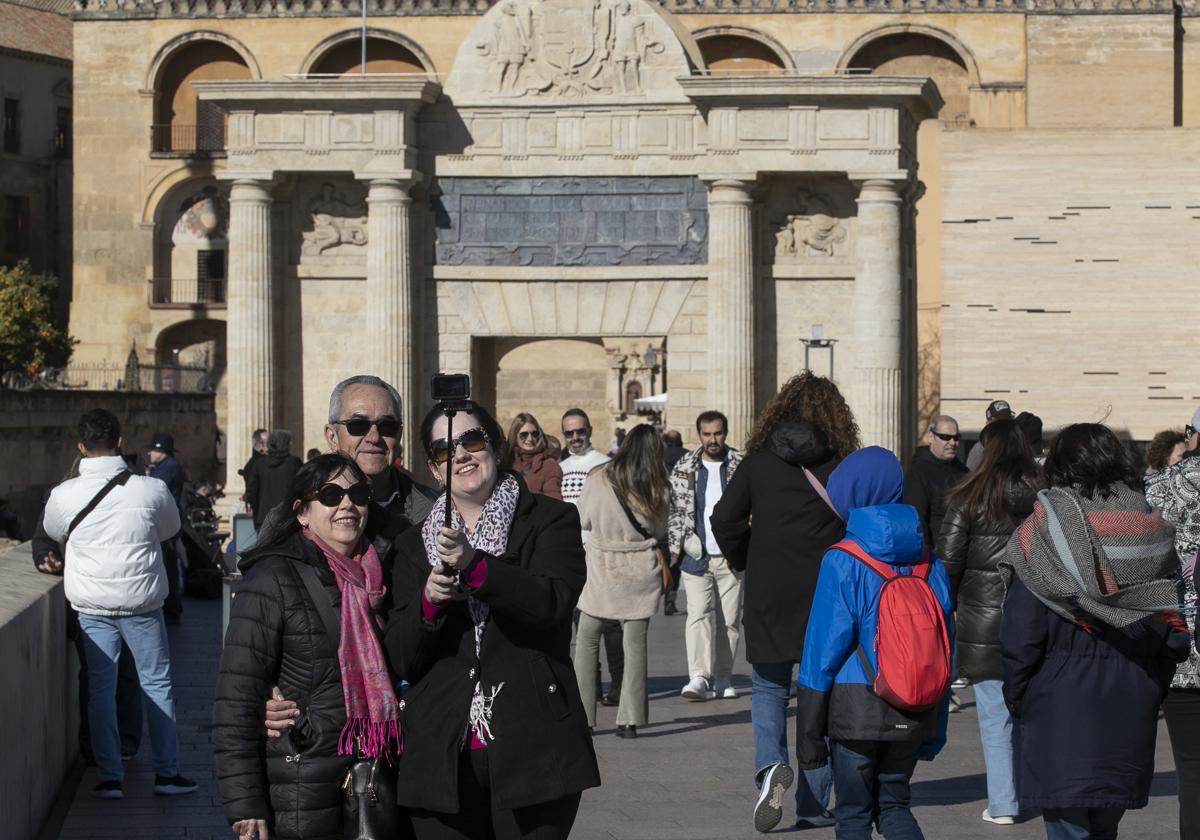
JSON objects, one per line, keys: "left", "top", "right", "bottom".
{"left": 624, "top": 380, "right": 643, "bottom": 414}
{"left": 55, "top": 107, "right": 71, "bottom": 158}
{"left": 2, "top": 195, "right": 31, "bottom": 257}
{"left": 3, "top": 99, "right": 19, "bottom": 154}
{"left": 197, "top": 249, "right": 226, "bottom": 303}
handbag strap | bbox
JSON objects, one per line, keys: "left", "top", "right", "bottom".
{"left": 294, "top": 557, "right": 341, "bottom": 652}
{"left": 614, "top": 489, "right": 654, "bottom": 542}
{"left": 803, "top": 467, "right": 841, "bottom": 520}
{"left": 66, "top": 470, "right": 132, "bottom": 543}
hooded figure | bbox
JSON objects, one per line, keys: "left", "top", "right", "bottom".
{"left": 246, "top": 430, "right": 303, "bottom": 528}
{"left": 795, "top": 446, "right": 953, "bottom": 840}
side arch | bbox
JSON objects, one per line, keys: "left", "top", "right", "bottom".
{"left": 692, "top": 24, "right": 795, "bottom": 72}
{"left": 144, "top": 30, "right": 261, "bottom": 91}
{"left": 836, "top": 24, "right": 981, "bottom": 88}
{"left": 298, "top": 28, "right": 436, "bottom": 77}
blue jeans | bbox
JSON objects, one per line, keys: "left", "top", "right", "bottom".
{"left": 1042, "top": 808, "right": 1124, "bottom": 840}
{"left": 74, "top": 631, "right": 142, "bottom": 758}
{"left": 830, "top": 739, "right": 924, "bottom": 840}
{"left": 78, "top": 609, "right": 180, "bottom": 781}
{"left": 751, "top": 662, "right": 832, "bottom": 819}
{"left": 973, "top": 679, "right": 1018, "bottom": 818}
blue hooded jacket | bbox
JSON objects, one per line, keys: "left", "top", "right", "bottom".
{"left": 794, "top": 448, "right": 953, "bottom": 769}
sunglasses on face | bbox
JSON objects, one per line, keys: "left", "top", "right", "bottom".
{"left": 332, "top": 417, "right": 401, "bottom": 438}
{"left": 518, "top": 430, "right": 542, "bottom": 442}
{"left": 932, "top": 431, "right": 962, "bottom": 442}
{"left": 430, "top": 428, "right": 491, "bottom": 465}
{"left": 313, "top": 482, "right": 371, "bottom": 507}
{"left": 563, "top": 428, "right": 589, "bottom": 439}
{"left": 1187, "top": 426, "right": 1196, "bottom": 440}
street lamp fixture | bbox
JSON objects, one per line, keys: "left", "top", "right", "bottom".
{"left": 799, "top": 324, "right": 837, "bottom": 380}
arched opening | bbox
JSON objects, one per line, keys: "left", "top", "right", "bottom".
{"left": 153, "top": 40, "right": 251, "bottom": 153}
{"left": 155, "top": 318, "right": 228, "bottom": 475}
{"left": 624, "top": 380, "right": 643, "bottom": 413}
{"left": 310, "top": 36, "right": 426, "bottom": 77}
{"left": 152, "top": 179, "right": 228, "bottom": 306}
{"left": 697, "top": 31, "right": 790, "bottom": 76}
{"left": 846, "top": 32, "right": 971, "bottom": 122}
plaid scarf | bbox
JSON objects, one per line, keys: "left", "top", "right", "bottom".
{"left": 1000, "top": 483, "right": 1181, "bottom": 629}
{"left": 421, "top": 474, "right": 520, "bottom": 744}
{"left": 303, "top": 529, "right": 402, "bottom": 759}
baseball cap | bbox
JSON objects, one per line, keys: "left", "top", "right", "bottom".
{"left": 149, "top": 432, "right": 175, "bottom": 454}
{"left": 986, "top": 400, "right": 1013, "bottom": 422}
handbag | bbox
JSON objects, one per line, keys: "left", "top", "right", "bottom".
{"left": 614, "top": 494, "right": 672, "bottom": 595}
{"left": 293, "top": 561, "right": 404, "bottom": 840}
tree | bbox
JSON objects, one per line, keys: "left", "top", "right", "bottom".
{"left": 0, "top": 261, "right": 76, "bottom": 376}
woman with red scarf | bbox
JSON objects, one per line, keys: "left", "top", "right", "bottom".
{"left": 214, "top": 453, "right": 403, "bottom": 839}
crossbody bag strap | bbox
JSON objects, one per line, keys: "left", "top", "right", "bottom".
{"left": 66, "top": 470, "right": 132, "bottom": 543}
{"left": 803, "top": 467, "right": 841, "bottom": 520}
{"left": 615, "top": 492, "right": 654, "bottom": 542}
{"left": 294, "top": 559, "right": 341, "bottom": 652}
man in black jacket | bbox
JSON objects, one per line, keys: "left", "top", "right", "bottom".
{"left": 903, "top": 414, "right": 968, "bottom": 548}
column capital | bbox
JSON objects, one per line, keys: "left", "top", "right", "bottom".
{"left": 218, "top": 171, "right": 275, "bottom": 184}
{"left": 853, "top": 177, "right": 905, "bottom": 205}
{"left": 703, "top": 175, "right": 757, "bottom": 205}
{"left": 354, "top": 170, "right": 423, "bottom": 191}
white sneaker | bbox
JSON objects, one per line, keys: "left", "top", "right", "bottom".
{"left": 681, "top": 676, "right": 715, "bottom": 700}
{"left": 952, "top": 677, "right": 971, "bottom": 689}
{"left": 982, "top": 809, "right": 1015, "bottom": 826}
{"left": 714, "top": 678, "right": 738, "bottom": 699}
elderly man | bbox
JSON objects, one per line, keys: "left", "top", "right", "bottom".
{"left": 902, "top": 414, "right": 968, "bottom": 548}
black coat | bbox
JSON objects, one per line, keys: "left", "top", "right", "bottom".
{"left": 1001, "top": 578, "right": 1189, "bottom": 810}
{"left": 382, "top": 474, "right": 600, "bottom": 814}
{"left": 936, "top": 487, "right": 1036, "bottom": 680}
{"left": 213, "top": 532, "right": 373, "bottom": 838}
{"left": 902, "top": 447, "right": 968, "bottom": 548}
{"left": 710, "top": 423, "right": 843, "bottom": 664}
{"left": 247, "top": 453, "right": 303, "bottom": 528}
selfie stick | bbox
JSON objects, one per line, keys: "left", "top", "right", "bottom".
{"left": 441, "top": 401, "right": 456, "bottom": 530}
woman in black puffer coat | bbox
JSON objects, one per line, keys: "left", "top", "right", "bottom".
{"left": 937, "top": 418, "right": 1039, "bottom": 826}
{"left": 214, "top": 454, "right": 400, "bottom": 840}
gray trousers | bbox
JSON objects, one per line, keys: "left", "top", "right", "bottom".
{"left": 575, "top": 612, "right": 649, "bottom": 727}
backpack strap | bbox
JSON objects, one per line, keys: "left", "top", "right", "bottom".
{"left": 66, "top": 470, "right": 132, "bottom": 543}
{"left": 831, "top": 539, "right": 896, "bottom": 580}
{"left": 294, "top": 559, "right": 341, "bottom": 652}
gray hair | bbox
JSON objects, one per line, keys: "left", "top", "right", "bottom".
{"left": 928, "top": 414, "right": 959, "bottom": 433}
{"left": 328, "top": 375, "right": 403, "bottom": 424}
{"left": 267, "top": 429, "right": 292, "bottom": 455}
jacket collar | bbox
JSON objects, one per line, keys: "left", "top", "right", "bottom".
{"left": 79, "top": 455, "right": 129, "bottom": 476}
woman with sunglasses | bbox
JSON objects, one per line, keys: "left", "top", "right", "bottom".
{"left": 214, "top": 454, "right": 402, "bottom": 840}
{"left": 500, "top": 412, "right": 563, "bottom": 500}
{"left": 383, "top": 400, "right": 599, "bottom": 840}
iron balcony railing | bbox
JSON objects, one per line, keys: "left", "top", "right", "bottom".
{"left": 150, "top": 121, "right": 226, "bottom": 155}
{"left": 151, "top": 276, "right": 226, "bottom": 306}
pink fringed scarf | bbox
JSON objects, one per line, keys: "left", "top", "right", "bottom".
{"left": 302, "top": 528, "right": 402, "bottom": 759}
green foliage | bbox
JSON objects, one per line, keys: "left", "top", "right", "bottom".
{"left": 0, "top": 261, "right": 76, "bottom": 374}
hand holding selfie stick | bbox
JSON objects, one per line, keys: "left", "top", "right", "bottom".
{"left": 431, "top": 373, "right": 472, "bottom": 581}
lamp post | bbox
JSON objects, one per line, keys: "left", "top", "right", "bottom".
{"left": 800, "top": 324, "right": 837, "bottom": 381}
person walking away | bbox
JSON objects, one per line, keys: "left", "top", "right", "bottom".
{"left": 1145, "top": 429, "right": 1187, "bottom": 476}
{"left": 796, "top": 447, "right": 953, "bottom": 840}
{"left": 560, "top": 407, "right": 623, "bottom": 705}
{"left": 245, "top": 429, "right": 303, "bottom": 528}
{"left": 668, "top": 410, "right": 744, "bottom": 701}
{"left": 574, "top": 424, "right": 670, "bottom": 738}
{"left": 903, "top": 415, "right": 967, "bottom": 548}
{"left": 146, "top": 432, "right": 186, "bottom": 625}
{"left": 966, "top": 401, "right": 1013, "bottom": 471}
{"left": 1002, "top": 423, "right": 1190, "bottom": 840}
{"left": 501, "top": 412, "right": 563, "bottom": 499}
{"left": 662, "top": 429, "right": 687, "bottom": 472}
{"left": 937, "top": 418, "right": 1039, "bottom": 827}
{"left": 1143, "top": 408, "right": 1200, "bottom": 840}
{"left": 711, "top": 372, "right": 860, "bottom": 833}
{"left": 42, "top": 409, "right": 197, "bottom": 800}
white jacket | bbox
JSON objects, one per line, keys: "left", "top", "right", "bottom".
{"left": 43, "top": 455, "right": 181, "bottom": 617}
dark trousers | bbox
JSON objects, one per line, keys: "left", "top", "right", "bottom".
{"left": 162, "top": 538, "right": 183, "bottom": 621}
{"left": 1042, "top": 807, "right": 1124, "bottom": 840}
{"left": 830, "top": 739, "right": 923, "bottom": 840}
{"left": 74, "top": 631, "right": 142, "bottom": 759}
{"left": 409, "top": 749, "right": 581, "bottom": 840}
{"left": 1164, "top": 687, "right": 1200, "bottom": 840}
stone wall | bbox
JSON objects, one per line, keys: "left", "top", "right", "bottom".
{"left": 0, "top": 541, "right": 78, "bottom": 840}
{"left": 0, "top": 391, "right": 218, "bottom": 526}
{"left": 940, "top": 128, "right": 1199, "bottom": 440}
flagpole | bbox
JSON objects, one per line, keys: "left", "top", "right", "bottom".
{"left": 360, "top": 0, "right": 367, "bottom": 77}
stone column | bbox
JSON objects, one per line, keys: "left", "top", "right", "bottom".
{"left": 705, "top": 177, "right": 756, "bottom": 447}
{"left": 226, "top": 176, "right": 275, "bottom": 503}
{"left": 851, "top": 178, "right": 904, "bottom": 453}
{"left": 365, "top": 178, "right": 417, "bottom": 463}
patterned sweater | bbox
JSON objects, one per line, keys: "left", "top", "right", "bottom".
{"left": 1145, "top": 456, "right": 1200, "bottom": 690}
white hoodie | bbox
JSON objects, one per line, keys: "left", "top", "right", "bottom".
{"left": 44, "top": 455, "right": 181, "bottom": 617}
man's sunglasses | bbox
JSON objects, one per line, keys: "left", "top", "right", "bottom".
{"left": 1187, "top": 425, "right": 1196, "bottom": 440}
{"left": 518, "top": 430, "right": 542, "bottom": 441}
{"left": 331, "top": 417, "right": 401, "bottom": 438}
{"left": 563, "top": 428, "right": 589, "bottom": 439}
{"left": 312, "top": 482, "right": 371, "bottom": 507}
{"left": 932, "top": 431, "right": 962, "bottom": 442}
{"left": 431, "top": 428, "right": 491, "bottom": 465}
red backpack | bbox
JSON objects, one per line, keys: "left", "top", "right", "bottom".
{"left": 831, "top": 540, "right": 952, "bottom": 712}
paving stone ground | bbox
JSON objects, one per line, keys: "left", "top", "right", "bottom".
{"left": 57, "top": 592, "right": 1180, "bottom": 840}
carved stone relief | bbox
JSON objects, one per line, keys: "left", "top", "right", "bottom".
{"left": 300, "top": 182, "right": 369, "bottom": 257}
{"left": 764, "top": 186, "right": 855, "bottom": 264}
{"left": 447, "top": 0, "right": 690, "bottom": 105}
{"left": 172, "top": 188, "right": 228, "bottom": 245}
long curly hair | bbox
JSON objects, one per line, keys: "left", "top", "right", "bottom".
{"left": 745, "top": 372, "right": 860, "bottom": 458}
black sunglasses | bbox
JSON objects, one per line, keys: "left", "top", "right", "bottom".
{"left": 518, "top": 430, "right": 542, "bottom": 441}
{"left": 332, "top": 417, "right": 401, "bottom": 438}
{"left": 1187, "top": 425, "right": 1196, "bottom": 440}
{"left": 563, "top": 428, "right": 589, "bottom": 439}
{"left": 313, "top": 482, "right": 371, "bottom": 507}
{"left": 431, "top": 428, "right": 490, "bottom": 465}
{"left": 931, "top": 431, "right": 962, "bottom": 442}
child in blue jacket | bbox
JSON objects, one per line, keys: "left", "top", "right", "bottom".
{"left": 795, "top": 447, "right": 953, "bottom": 840}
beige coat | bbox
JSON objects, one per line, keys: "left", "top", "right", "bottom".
{"left": 575, "top": 468, "right": 667, "bottom": 621}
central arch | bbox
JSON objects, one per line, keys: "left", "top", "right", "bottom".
{"left": 300, "top": 29, "right": 435, "bottom": 77}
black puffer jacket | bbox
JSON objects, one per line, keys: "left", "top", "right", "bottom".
{"left": 937, "top": 485, "right": 1036, "bottom": 680}
{"left": 213, "top": 532, "right": 371, "bottom": 838}
{"left": 246, "top": 453, "right": 303, "bottom": 528}
{"left": 710, "top": 422, "right": 843, "bottom": 664}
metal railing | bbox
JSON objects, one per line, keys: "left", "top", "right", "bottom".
{"left": 151, "top": 276, "right": 226, "bottom": 306}
{"left": 2, "top": 362, "right": 214, "bottom": 393}
{"left": 150, "top": 122, "right": 226, "bottom": 155}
